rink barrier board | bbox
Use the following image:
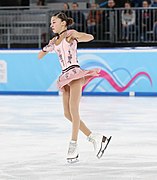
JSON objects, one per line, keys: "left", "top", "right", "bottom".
{"left": 0, "top": 48, "right": 157, "bottom": 96}
{"left": 1, "top": 91, "right": 157, "bottom": 97}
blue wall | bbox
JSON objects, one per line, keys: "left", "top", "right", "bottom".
{"left": 0, "top": 49, "right": 156, "bottom": 96}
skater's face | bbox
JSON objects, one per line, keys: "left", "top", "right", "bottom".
{"left": 50, "top": 16, "right": 66, "bottom": 33}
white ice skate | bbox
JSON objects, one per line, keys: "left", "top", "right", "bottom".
{"left": 67, "top": 140, "right": 79, "bottom": 163}
{"left": 87, "top": 133, "right": 112, "bottom": 159}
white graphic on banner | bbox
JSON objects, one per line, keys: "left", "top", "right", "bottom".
{"left": 0, "top": 60, "right": 7, "bottom": 83}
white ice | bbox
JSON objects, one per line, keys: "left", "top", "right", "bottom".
{"left": 0, "top": 95, "right": 157, "bottom": 180}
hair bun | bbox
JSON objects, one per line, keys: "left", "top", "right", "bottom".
{"left": 67, "top": 18, "right": 74, "bottom": 26}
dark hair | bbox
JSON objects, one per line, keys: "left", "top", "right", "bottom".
{"left": 124, "top": 2, "right": 133, "bottom": 14}
{"left": 72, "top": 2, "right": 79, "bottom": 7}
{"left": 64, "top": 2, "right": 70, "bottom": 9}
{"left": 37, "top": 0, "right": 45, "bottom": 6}
{"left": 53, "top": 12, "right": 74, "bottom": 26}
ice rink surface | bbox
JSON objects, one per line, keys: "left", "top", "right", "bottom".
{"left": 0, "top": 95, "right": 157, "bottom": 180}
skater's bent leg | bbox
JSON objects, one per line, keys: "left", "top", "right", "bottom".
{"left": 79, "top": 120, "right": 91, "bottom": 137}
{"left": 69, "top": 79, "right": 90, "bottom": 141}
{"left": 62, "top": 84, "right": 91, "bottom": 137}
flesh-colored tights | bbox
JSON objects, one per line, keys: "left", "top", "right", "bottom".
{"left": 62, "top": 79, "right": 91, "bottom": 141}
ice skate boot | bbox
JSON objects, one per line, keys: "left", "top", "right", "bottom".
{"left": 67, "top": 140, "right": 79, "bottom": 163}
{"left": 87, "top": 133, "right": 112, "bottom": 159}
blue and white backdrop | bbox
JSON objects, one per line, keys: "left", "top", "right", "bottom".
{"left": 0, "top": 48, "right": 156, "bottom": 96}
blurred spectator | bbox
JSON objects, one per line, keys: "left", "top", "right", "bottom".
{"left": 87, "top": 3, "right": 101, "bottom": 34}
{"left": 106, "top": 0, "right": 116, "bottom": 8}
{"left": 102, "top": 0, "right": 116, "bottom": 31}
{"left": 36, "top": 0, "right": 46, "bottom": 41}
{"left": 130, "top": 0, "right": 143, "bottom": 7}
{"left": 151, "top": 0, "right": 157, "bottom": 7}
{"left": 114, "top": 0, "right": 127, "bottom": 7}
{"left": 130, "top": 0, "right": 151, "bottom": 7}
{"left": 138, "top": 0, "right": 153, "bottom": 40}
{"left": 99, "top": 0, "right": 125, "bottom": 7}
{"left": 37, "top": 0, "right": 45, "bottom": 6}
{"left": 86, "top": 2, "right": 91, "bottom": 8}
{"left": 62, "top": 3, "right": 72, "bottom": 18}
{"left": 64, "top": 2, "right": 70, "bottom": 9}
{"left": 152, "top": 1, "right": 157, "bottom": 40}
{"left": 121, "top": 2, "right": 135, "bottom": 41}
{"left": 101, "top": 0, "right": 117, "bottom": 40}
{"left": 153, "top": 19, "right": 157, "bottom": 40}
{"left": 71, "top": 2, "right": 87, "bottom": 32}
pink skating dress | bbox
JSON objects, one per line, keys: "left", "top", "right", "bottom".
{"left": 44, "top": 30, "right": 100, "bottom": 92}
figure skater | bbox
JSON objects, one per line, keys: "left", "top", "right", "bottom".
{"left": 38, "top": 12, "right": 111, "bottom": 163}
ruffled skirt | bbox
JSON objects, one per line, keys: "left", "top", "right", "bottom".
{"left": 57, "top": 66, "right": 100, "bottom": 92}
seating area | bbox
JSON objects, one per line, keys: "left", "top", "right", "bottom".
{"left": 0, "top": 1, "right": 157, "bottom": 48}
{"left": 0, "top": 10, "right": 47, "bottom": 48}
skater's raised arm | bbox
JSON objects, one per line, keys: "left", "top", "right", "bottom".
{"left": 67, "top": 30, "right": 94, "bottom": 43}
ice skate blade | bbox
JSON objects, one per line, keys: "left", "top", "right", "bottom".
{"left": 97, "top": 136, "right": 112, "bottom": 159}
{"left": 67, "top": 158, "right": 79, "bottom": 164}
{"left": 67, "top": 155, "right": 79, "bottom": 164}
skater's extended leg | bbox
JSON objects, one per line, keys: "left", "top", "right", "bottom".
{"left": 64, "top": 79, "right": 87, "bottom": 163}
{"left": 63, "top": 84, "right": 91, "bottom": 137}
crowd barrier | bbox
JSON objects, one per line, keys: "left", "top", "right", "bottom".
{"left": 1, "top": 7, "right": 157, "bottom": 48}
{"left": 0, "top": 48, "right": 157, "bottom": 96}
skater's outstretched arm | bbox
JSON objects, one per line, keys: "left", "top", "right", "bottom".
{"left": 38, "top": 39, "right": 55, "bottom": 59}
{"left": 38, "top": 50, "right": 48, "bottom": 59}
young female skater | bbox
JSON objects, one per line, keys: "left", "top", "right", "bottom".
{"left": 38, "top": 12, "right": 111, "bottom": 163}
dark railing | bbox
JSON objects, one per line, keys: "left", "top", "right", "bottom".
{"left": 0, "top": 7, "right": 157, "bottom": 48}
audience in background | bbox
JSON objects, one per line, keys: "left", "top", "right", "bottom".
{"left": 138, "top": 0, "right": 153, "bottom": 41}
{"left": 114, "top": 0, "right": 127, "bottom": 7}
{"left": 130, "top": 0, "right": 151, "bottom": 7}
{"left": 87, "top": 3, "right": 101, "bottom": 34}
{"left": 46, "top": 1, "right": 157, "bottom": 41}
{"left": 151, "top": 0, "right": 157, "bottom": 7}
{"left": 71, "top": 2, "right": 87, "bottom": 32}
{"left": 106, "top": 0, "right": 116, "bottom": 8}
{"left": 102, "top": 0, "right": 116, "bottom": 32}
{"left": 121, "top": 2, "right": 135, "bottom": 41}
{"left": 62, "top": 3, "right": 72, "bottom": 18}
{"left": 152, "top": 0, "right": 157, "bottom": 40}
{"left": 37, "top": 0, "right": 45, "bottom": 6}
{"left": 3, "top": 0, "right": 157, "bottom": 43}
